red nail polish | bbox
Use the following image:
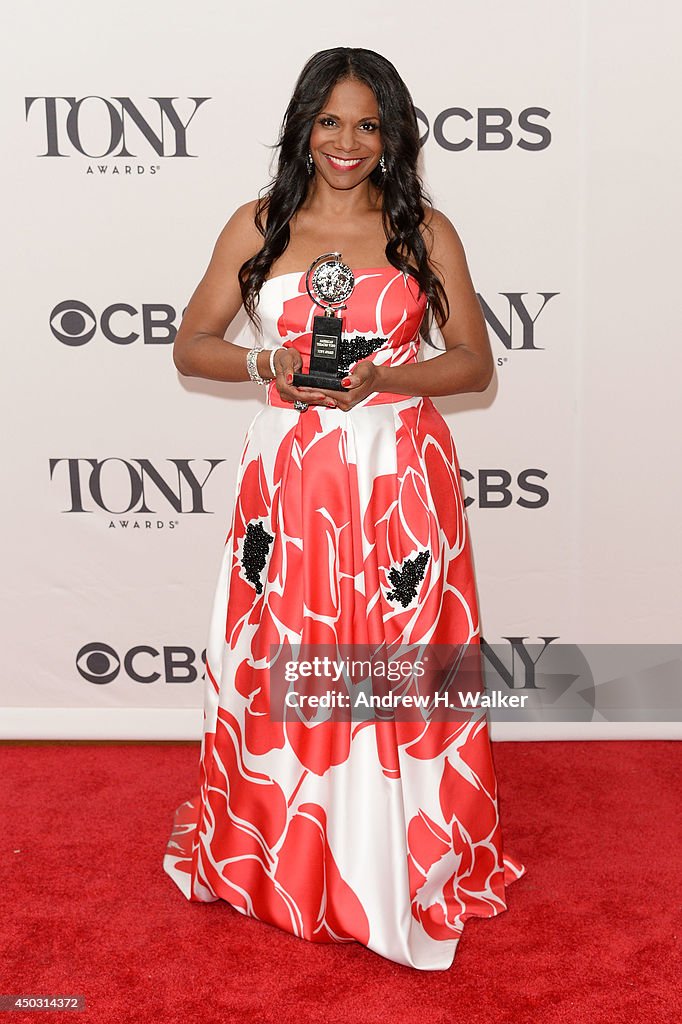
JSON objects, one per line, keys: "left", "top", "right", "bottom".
{"left": 286, "top": 373, "right": 293, "bottom": 383}
{"left": 342, "top": 377, "right": 352, "bottom": 387}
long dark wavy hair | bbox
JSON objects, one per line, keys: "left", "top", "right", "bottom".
{"left": 238, "top": 47, "right": 449, "bottom": 349}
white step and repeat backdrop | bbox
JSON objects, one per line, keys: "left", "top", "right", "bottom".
{"left": 2, "top": 1, "right": 680, "bottom": 739}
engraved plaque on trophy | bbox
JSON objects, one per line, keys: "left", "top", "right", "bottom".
{"left": 291, "top": 252, "right": 355, "bottom": 392}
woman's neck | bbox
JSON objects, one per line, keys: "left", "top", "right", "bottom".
{"left": 301, "top": 176, "right": 383, "bottom": 221}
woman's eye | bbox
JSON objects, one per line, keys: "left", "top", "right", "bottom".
{"left": 319, "top": 117, "right": 336, "bottom": 127}
{"left": 360, "top": 122, "right": 379, "bottom": 132}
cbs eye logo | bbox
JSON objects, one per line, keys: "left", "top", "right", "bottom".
{"left": 76, "top": 642, "right": 120, "bottom": 684}
{"left": 50, "top": 300, "right": 97, "bottom": 346}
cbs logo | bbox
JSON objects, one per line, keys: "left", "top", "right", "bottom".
{"left": 415, "top": 106, "right": 551, "bottom": 151}
{"left": 76, "top": 642, "right": 205, "bottom": 684}
{"left": 50, "top": 300, "right": 183, "bottom": 346}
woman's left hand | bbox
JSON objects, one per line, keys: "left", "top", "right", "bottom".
{"left": 294, "top": 359, "right": 383, "bottom": 411}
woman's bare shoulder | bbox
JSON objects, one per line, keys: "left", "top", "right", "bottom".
{"left": 210, "top": 198, "right": 266, "bottom": 269}
{"left": 419, "top": 205, "right": 469, "bottom": 283}
{"left": 421, "top": 205, "right": 464, "bottom": 255}
{"left": 216, "top": 198, "right": 265, "bottom": 248}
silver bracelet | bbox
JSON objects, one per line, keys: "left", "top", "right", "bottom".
{"left": 246, "top": 346, "right": 273, "bottom": 385}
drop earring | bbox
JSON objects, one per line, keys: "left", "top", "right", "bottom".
{"left": 379, "top": 153, "right": 386, "bottom": 174}
{"left": 307, "top": 151, "right": 314, "bottom": 176}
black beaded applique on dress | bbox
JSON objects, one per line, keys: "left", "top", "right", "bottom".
{"left": 338, "top": 335, "right": 387, "bottom": 377}
{"left": 385, "top": 550, "right": 431, "bottom": 608}
{"left": 241, "top": 521, "right": 274, "bottom": 594}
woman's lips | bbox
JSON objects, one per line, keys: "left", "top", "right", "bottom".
{"left": 323, "top": 153, "right": 367, "bottom": 172}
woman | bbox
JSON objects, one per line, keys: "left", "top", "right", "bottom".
{"left": 164, "top": 46, "right": 526, "bottom": 971}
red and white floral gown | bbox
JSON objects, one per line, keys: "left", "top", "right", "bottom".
{"left": 163, "top": 266, "right": 526, "bottom": 971}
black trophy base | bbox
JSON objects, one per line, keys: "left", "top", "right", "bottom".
{"left": 291, "top": 371, "right": 347, "bottom": 392}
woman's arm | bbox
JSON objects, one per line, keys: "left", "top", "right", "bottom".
{"left": 375, "top": 208, "right": 494, "bottom": 397}
{"left": 173, "top": 200, "right": 274, "bottom": 382}
{"left": 317, "top": 208, "right": 494, "bottom": 407}
{"left": 174, "top": 203, "right": 335, "bottom": 406}
{"left": 376, "top": 206, "right": 493, "bottom": 395}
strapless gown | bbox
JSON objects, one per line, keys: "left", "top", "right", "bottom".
{"left": 163, "top": 266, "right": 526, "bottom": 971}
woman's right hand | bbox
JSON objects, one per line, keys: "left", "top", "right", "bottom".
{"left": 270, "top": 347, "right": 337, "bottom": 409}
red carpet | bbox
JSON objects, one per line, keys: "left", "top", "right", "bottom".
{"left": 1, "top": 740, "right": 679, "bottom": 1023}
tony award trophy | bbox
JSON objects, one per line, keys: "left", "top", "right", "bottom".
{"left": 291, "top": 252, "right": 355, "bottom": 392}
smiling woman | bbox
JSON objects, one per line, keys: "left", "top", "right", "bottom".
{"left": 309, "top": 83, "right": 383, "bottom": 177}
{"left": 164, "top": 46, "right": 525, "bottom": 971}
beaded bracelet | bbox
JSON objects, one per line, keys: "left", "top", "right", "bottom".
{"left": 246, "top": 346, "right": 271, "bottom": 385}
{"left": 246, "top": 346, "right": 285, "bottom": 385}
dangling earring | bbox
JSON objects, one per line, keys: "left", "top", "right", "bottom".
{"left": 306, "top": 151, "right": 314, "bottom": 176}
{"left": 379, "top": 153, "right": 386, "bottom": 174}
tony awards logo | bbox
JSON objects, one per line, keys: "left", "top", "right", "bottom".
{"left": 292, "top": 252, "right": 354, "bottom": 392}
